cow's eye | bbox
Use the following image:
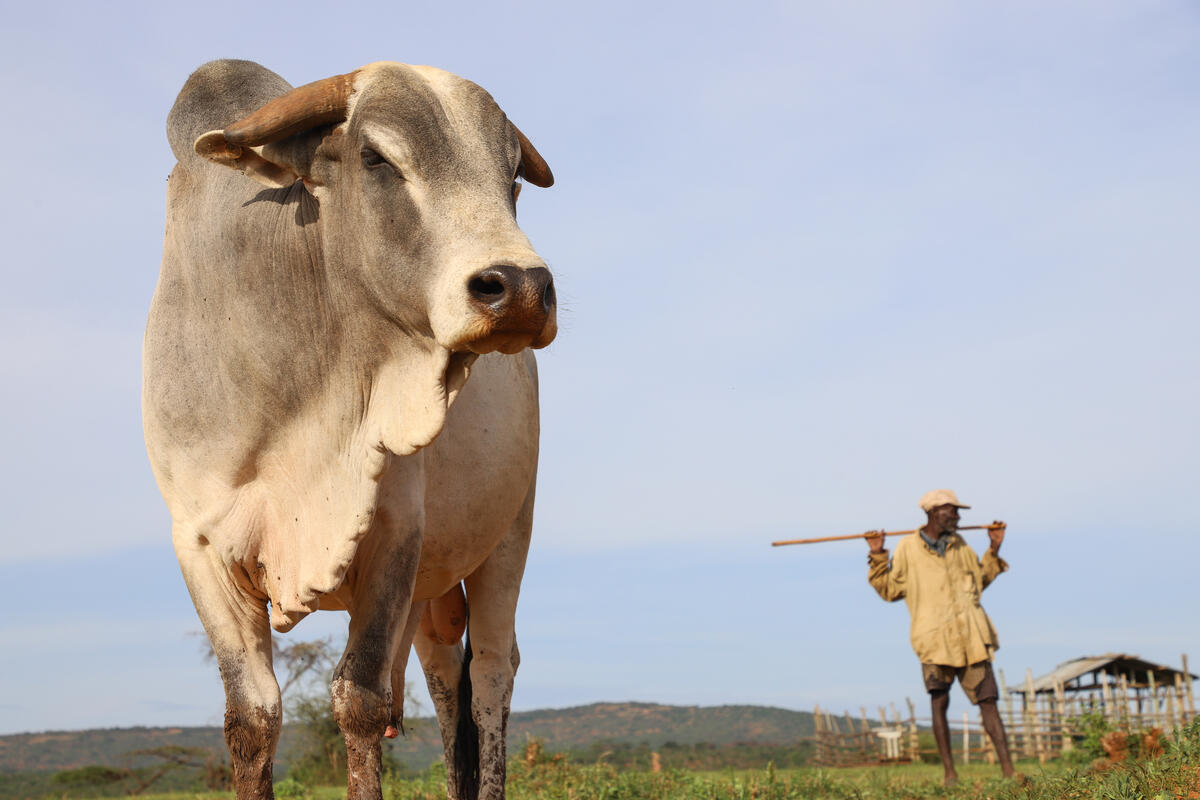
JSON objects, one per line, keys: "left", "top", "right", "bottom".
{"left": 361, "top": 148, "right": 388, "bottom": 170}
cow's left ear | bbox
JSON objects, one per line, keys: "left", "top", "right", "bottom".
{"left": 513, "top": 125, "right": 553, "bottom": 188}
{"left": 193, "top": 71, "right": 358, "bottom": 190}
{"left": 195, "top": 130, "right": 295, "bottom": 188}
{"left": 195, "top": 129, "right": 325, "bottom": 190}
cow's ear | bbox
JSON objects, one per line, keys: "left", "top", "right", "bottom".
{"left": 195, "top": 130, "right": 300, "bottom": 188}
{"left": 513, "top": 125, "right": 553, "bottom": 188}
{"left": 195, "top": 129, "right": 327, "bottom": 190}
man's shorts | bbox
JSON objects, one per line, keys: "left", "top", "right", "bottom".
{"left": 921, "top": 661, "right": 999, "bottom": 704}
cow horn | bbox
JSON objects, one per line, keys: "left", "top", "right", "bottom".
{"left": 514, "top": 125, "right": 554, "bottom": 188}
{"left": 222, "top": 71, "right": 361, "bottom": 147}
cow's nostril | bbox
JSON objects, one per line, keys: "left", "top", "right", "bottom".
{"left": 468, "top": 274, "right": 506, "bottom": 300}
{"left": 542, "top": 280, "right": 556, "bottom": 312}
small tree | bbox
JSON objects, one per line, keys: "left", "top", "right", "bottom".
{"left": 52, "top": 746, "right": 230, "bottom": 796}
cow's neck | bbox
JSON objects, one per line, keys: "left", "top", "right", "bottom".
{"left": 224, "top": 184, "right": 462, "bottom": 458}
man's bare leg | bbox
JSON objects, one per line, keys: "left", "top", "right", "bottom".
{"left": 979, "top": 699, "right": 1016, "bottom": 778}
{"left": 930, "top": 690, "right": 958, "bottom": 786}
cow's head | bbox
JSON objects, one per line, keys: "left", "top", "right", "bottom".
{"left": 194, "top": 63, "right": 557, "bottom": 366}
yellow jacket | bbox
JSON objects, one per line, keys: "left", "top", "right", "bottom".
{"left": 868, "top": 531, "right": 1008, "bottom": 667}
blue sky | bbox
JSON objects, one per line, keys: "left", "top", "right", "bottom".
{"left": 1, "top": 1, "right": 1197, "bottom": 735}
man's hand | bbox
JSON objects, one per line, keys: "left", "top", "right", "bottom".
{"left": 865, "top": 530, "right": 886, "bottom": 554}
{"left": 988, "top": 521, "right": 1006, "bottom": 554}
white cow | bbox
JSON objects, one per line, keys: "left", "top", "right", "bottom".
{"left": 142, "top": 59, "right": 557, "bottom": 800}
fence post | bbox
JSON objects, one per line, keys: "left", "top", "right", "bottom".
{"left": 906, "top": 697, "right": 919, "bottom": 763}
{"left": 843, "top": 711, "right": 859, "bottom": 762}
{"left": 828, "top": 711, "right": 840, "bottom": 765}
{"left": 999, "top": 668, "right": 1019, "bottom": 758}
{"left": 1024, "top": 669, "right": 1039, "bottom": 761}
{"left": 962, "top": 711, "right": 970, "bottom": 764}
{"left": 1055, "top": 681, "right": 1071, "bottom": 754}
{"left": 1148, "top": 671, "right": 1159, "bottom": 730}
{"left": 859, "top": 707, "right": 872, "bottom": 762}
{"left": 814, "top": 705, "right": 824, "bottom": 766}
{"left": 1100, "top": 669, "right": 1114, "bottom": 727}
{"left": 1184, "top": 654, "right": 1196, "bottom": 718}
{"left": 1118, "top": 674, "right": 1131, "bottom": 730}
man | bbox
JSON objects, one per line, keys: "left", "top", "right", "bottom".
{"left": 866, "top": 489, "right": 1016, "bottom": 785}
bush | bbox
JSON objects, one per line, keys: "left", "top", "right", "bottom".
{"left": 273, "top": 776, "right": 310, "bottom": 799}
{"left": 1062, "top": 710, "right": 1111, "bottom": 763}
{"left": 52, "top": 766, "right": 127, "bottom": 787}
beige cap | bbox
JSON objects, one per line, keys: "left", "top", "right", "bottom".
{"left": 919, "top": 489, "right": 971, "bottom": 512}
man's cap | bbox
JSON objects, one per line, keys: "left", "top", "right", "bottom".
{"left": 919, "top": 489, "right": 971, "bottom": 512}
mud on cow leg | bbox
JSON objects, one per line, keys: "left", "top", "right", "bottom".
{"left": 414, "top": 631, "right": 470, "bottom": 799}
{"left": 334, "top": 511, "right": 422, "bottom": 800}
{"left": 331, "top": 670, "right": 391, "bottom": 800}
{"left": 224, "top": 701, "right": 281, "bottom": 800}
{"left": 465, "top": 631, "right": 516, "bottom": 800}
{"left": 459, "top": 505, "right": 531, "bottom": 800}
{"left": 176, "top": 544, "right": 281, "bottom": 800}
{"left": 334, "top": 616, "right": 412, "bottom": 800}
{"left": 416, "top": 614, "right": 520, "bottom": 800}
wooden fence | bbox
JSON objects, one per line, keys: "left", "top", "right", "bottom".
{"left": 995, "top": 665, "right": 1198, "bottom": 763}
{"left": 812, "top": 665, "right": 1198, "bottom": 767}
{"left": 811, "top": 701, "right": 921, "bottom": 766}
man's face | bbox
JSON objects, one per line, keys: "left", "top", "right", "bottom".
{"left": 928, "top": 503, "right": 960, "bottom": 536}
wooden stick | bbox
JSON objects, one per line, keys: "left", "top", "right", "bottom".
{"left": 772, "top": 523, "right": 1003, "bottom": 547}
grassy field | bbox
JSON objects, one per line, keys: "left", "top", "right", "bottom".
{"left": 16, "top": 720, "right": 1199, "bottom": 800}
{"left": 104, "top": 754, "right": 1200, "bottom": 800}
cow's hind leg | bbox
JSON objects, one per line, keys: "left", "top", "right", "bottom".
{"left": 462, "top": 529, "right": 529, "bottom": 800}
{"left": 414, "top": 626, "right": 471, "bottom": 799}
{"left": 176, "top": 542, "right": 280, "bottom": 800}
{"left": 455, "top": 487, "right": 534, "bottom": 800}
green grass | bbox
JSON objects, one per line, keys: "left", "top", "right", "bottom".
{"left": 47, "top": 760, "right": 1194, "bottom": 800}
{"left": 19, "top": 719, "right": 1200, "bottom": 800}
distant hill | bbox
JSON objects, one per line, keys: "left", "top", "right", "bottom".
{"left": 0, "top": 702, "right": 815, "bottom": 775}
{"left": 509, "top": 702, "right": 815, "bottom": 749}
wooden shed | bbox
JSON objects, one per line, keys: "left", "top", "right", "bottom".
{"left": 997, "top": 652, "right": 1197, "bottom": 760}
{"left": 1012, "top": 653, "right": 1196, "bottom": 706}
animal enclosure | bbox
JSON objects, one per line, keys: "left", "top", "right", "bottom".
{"left": 811, "top": 653, "right": 1197, "bottom": 766}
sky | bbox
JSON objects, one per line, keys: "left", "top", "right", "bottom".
{"left": 0, "top": 0, "right": 1197, "bottom": 735}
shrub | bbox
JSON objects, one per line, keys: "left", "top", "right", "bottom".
{"left": 1062, "top": 710, "right": 1115, "bottom": 764}
{"left": 272, "top": 776, "right": 310, "bottom": 799}
{"left": 51, "top": 766, "right": 127, "bottom": 787}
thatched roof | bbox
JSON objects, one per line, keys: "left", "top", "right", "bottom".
{"left": 1010, "top": 653, "right": 1197, "bottom": 696}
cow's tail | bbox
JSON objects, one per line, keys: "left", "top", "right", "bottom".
{"left": 452, "top": 617, "right": 479, "bottom": 800}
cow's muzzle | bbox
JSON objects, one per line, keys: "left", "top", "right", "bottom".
{"left": 465, "top": 264, "right": 557, "bottom": 353}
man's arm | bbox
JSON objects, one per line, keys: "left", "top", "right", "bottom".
{"left": 866, "top": 531, "right": 905, "bottom": 601}
{"left": 980, "top": 520, "right": 1009, "bottom": 589}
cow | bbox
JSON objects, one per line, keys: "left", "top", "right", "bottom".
{"left": 142, "top": 59, "right": 557, "bottom": 800}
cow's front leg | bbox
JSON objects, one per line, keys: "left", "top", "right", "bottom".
{"left": 334, "top": 467, "right": 423, "bottom": 800}
{"left": 333, "top": 537, "right": 419, "bottom": 800}
{"left": 176, "top": 540, "right": 280, "bottom": 800}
